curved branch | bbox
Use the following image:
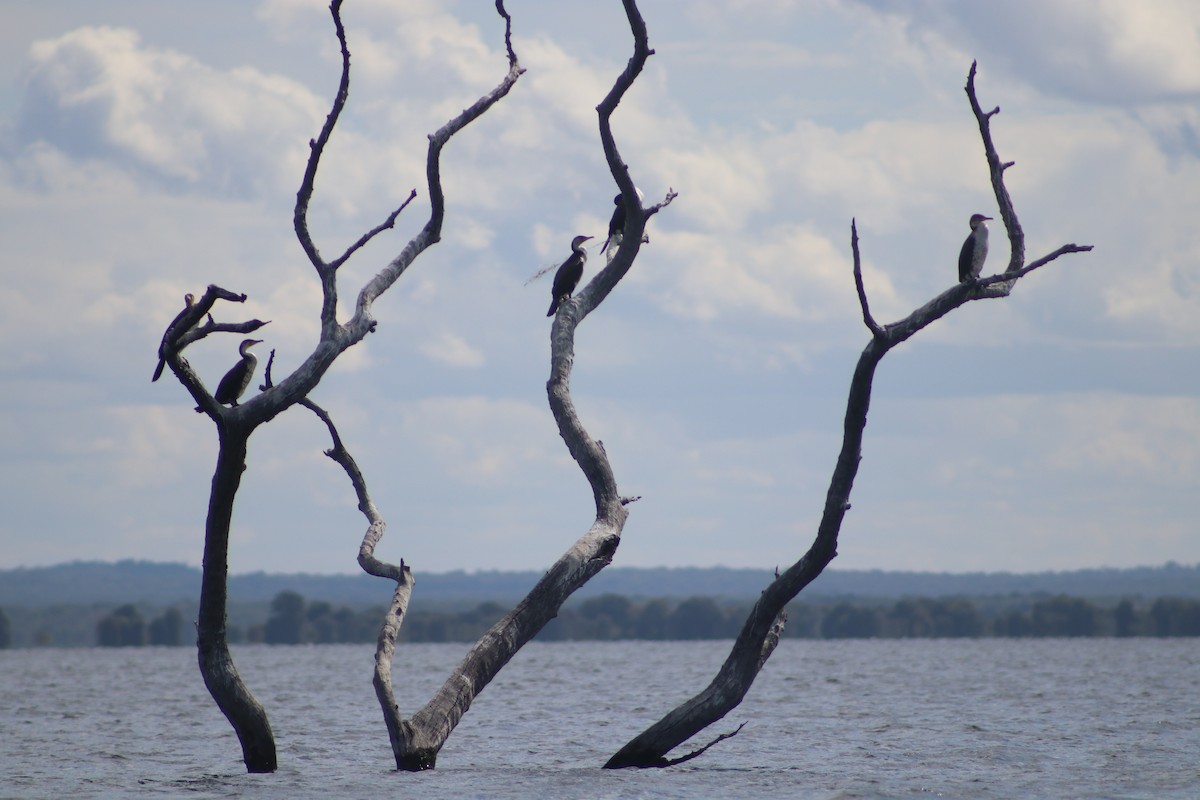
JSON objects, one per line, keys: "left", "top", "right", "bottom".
{"left": 294, "top": 0, "right": 351, "bottom": 275}
{"left": 369, "top": 0, "right": 663, "bottom": 771}
{"left": 851, "top": 218, "right": 883, "bottom": 338}
{"left": 966, "top": 61, "right": 1023, "bottom": 274}
{"left": 198, "top": 2, "right": 526, "bottom": 433}
{"left": 349, "top": 1, "right": 524, "bottom": 335}
{"left": 575, "top": 0, "right": 665, "bottom": 320}
{"left": 301, "top": 397, "right": 414, "bottom": 766}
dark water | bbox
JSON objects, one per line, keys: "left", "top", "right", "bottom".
{"left": 1, "top": 639, "right": 1197, "bottom": 799}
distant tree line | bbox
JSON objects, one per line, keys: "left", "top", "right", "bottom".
{"left": 0, "top": 607, "right": 11, "bottom": 648}
{"left": 95, "top": 605, "right": 185, "bottom": 647}
{"left": 0, "top": 591, "right": 1184, "bottom": 649}
{"left": 69, "top": 592, "right": 1200, "bottom": 648}
{"left": 538, "top": 593, "right": 1200, "bottom": 640}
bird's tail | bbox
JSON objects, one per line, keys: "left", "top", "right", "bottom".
{"left": 547, "top": 298, "right": 559, "bottom": 317}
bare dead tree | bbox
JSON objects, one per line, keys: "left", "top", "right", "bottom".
{"left": 153, "top": 0, "right": 523, "bottom": 773}
{"left": 604, "top": 60, "right": 1093, "bottom": 769}
{"left": 301, "top": 0, "right": 673, "bottom": 772}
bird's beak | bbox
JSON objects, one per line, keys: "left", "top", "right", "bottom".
{"left": 584, "top": 235, "right": 594, "bottom": 241}
{"left": 983, "top": 216, "right": 993, "bottom": 221}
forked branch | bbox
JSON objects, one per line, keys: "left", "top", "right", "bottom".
{"left": 356, "top": 0, "right": 669, "bottom": 771}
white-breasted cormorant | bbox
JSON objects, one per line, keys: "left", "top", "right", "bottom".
{"left": 213, "top": 338, "right": 263, "bottom": 406}
{"left": 547, "top": 235, "right": 592, "bottom": 317}
{"left": 958, "top": 213, "right": 992, "bottom": 283}
{"left": 600, "top": 188, "right": 644, "bottom": 256}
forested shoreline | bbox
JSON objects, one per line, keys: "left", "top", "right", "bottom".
{"left": 3, "top": 592, "right": 1199, "bottom": 649}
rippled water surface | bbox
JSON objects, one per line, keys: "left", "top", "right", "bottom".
{"left": 2, "top": 639, "right": 1197, "bottom": 799}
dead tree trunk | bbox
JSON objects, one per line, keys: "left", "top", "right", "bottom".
{"left": 319, "top": 0, "right": 673, "bottom": 771}
{"left": 605, "top": 60, "right": 1093, "bottom": 769}
{"left": 153, "top": 0, "right": 522, "bottom": 773}
{"left": 196, "top": 424, "right": 275, "bottom": 772}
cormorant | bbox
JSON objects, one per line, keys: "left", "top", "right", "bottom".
{"left": 209, "top": 338, "right": 263, "bottom": 409}
{"left": 600, "top": 187, "right": 644, "bottom": 256}
{"left": 958, "top": 213, "right": 992, "bottom": 283}
{"left": 547, "top": 235, "right": 592, "bottom": 317}
{"left": 601, "top": 195, "right": 624, "bottom": 254}
{"left": 152, "top": 293, "right": 195, "bottom": 382}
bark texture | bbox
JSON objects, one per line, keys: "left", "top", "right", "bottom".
{"left": 605, "top": 60, "right": 1092, "bottom": 770}
{"left": 196, "top": 426, "right": 275, "bottom": 772}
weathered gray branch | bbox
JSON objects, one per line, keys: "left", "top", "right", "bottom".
{"left": 851, "top": 218, "right": 883, "bottom": 338}
{"left": 605, "top": 62, "right": 1093, "bottom": 770}
{"left": 298, "top": 396, "right": 414, "bottom": 766}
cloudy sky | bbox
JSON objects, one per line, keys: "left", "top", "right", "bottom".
{"left": 1, "top": 0, "right": 1197, "bottom": 578}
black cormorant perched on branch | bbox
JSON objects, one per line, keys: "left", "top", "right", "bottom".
{"left": 152, "top": 292, "right": 195, "bottom": 382}
{"left": 958, "top": 213, "right": 992, "bottom": 283}
{"left": 547, "top": 235, "right": 592, "bottom": 317}
{"left": 208, "top": 338, "right": 263, "bottom": 409}
{"left": 600, "top": 187, "right": 644, "bottom": 257}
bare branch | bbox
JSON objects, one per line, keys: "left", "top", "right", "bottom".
{"left": 659, "top": 724, "right": 748, "bottom": 768}
{"left": 646, "top": 187, "right": 678, "bottom": 218}
{"left": 572, "top": 0, "right": 664, "bottom": 321}
{"left": 965, "top": 61, "right": 1024, "bottom": 273}
{"left": 328, "top": 189, "right": 419, "bottom": 271}
{"left": 174, "top": 318, "right": 270, "bottom": 351}
{"left": 351, "top": 1, "right": 524, "bottom": 328}
{"left": 294, "top": 0, "right": 352, "bottom": 273}
{"left": 977, "top": 243, "right": 1094, "bottom": 290}
{"left": 496, "top": 0, "right": 517, "bottom": 65}
{"left": 851, "top": 219, "right": 883, "bottom": 338}
{"left": 299, "top": 396, "right": 414, "bottom": 767}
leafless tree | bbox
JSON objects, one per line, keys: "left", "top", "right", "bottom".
{"left": 155, "top": 0, "right": 675, "bottom": 774}
{"left": 153, "top": 0, "right": 523, "bottom": 773}
{"left": 303, "top": 0, "right": 672, "bottom": 772}
{"left": 604, "top": 61, "right": 1093, "bottom": 769}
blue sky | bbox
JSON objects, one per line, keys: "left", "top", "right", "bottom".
{"left": 1, "top": 0, "right": 1197, "bottom": 576}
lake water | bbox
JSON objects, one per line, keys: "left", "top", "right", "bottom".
{"left": 1, "top": 639, "right": 1197, "bottom": 799}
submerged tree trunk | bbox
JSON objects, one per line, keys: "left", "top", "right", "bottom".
{"left": 156, "top": 0, "right": 524, "bottom": 772}
{"left": 195, "top": 425, "right": 276, "bottom": 773}
{"left": 606, "top": 61, "right": 1092, "bottom": 769}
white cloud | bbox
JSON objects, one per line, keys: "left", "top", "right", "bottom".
{"left": 17, "top": 26, "right": 323, "bottom": 198}
{"left": 418, "top": 332, "right": 486, "bottom": 368}
{"left": 399, "top": 396, "right": 560, "bottom": 487}
{"left": 2, "top": 0, "right": 1199, "bottom": 577}
{"left": 854, "top": 0, "right": 1200, "bottom": 104}
{"left": 651, "top": 223, "right": 893, "bottom": 323}
{"left": 844, "top": 391, "right": 1200, "bottom": 571}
